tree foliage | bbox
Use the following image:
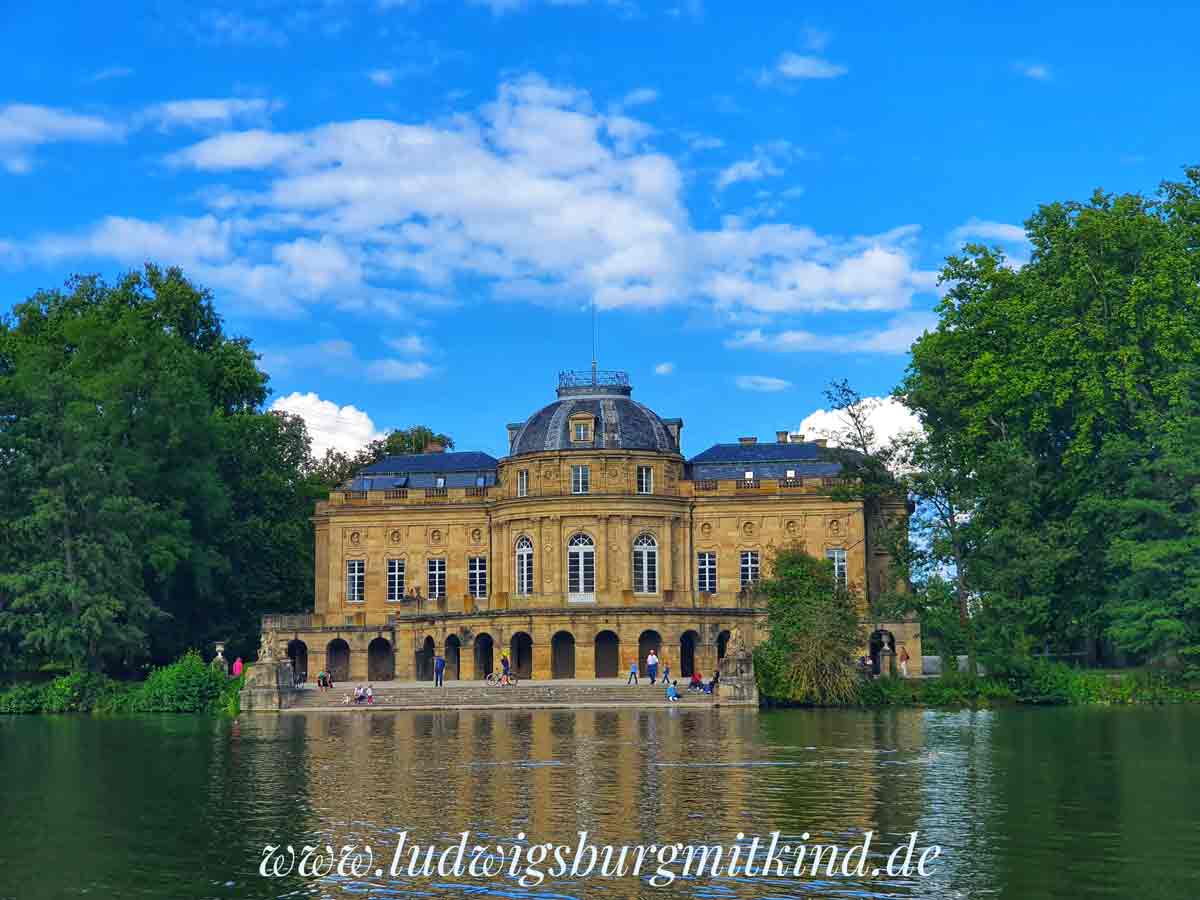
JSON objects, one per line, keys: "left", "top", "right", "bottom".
{"left": 902, "top": 167, "right": 1200, "bottom": 665}
{"left": 0, "top": 267, "right": 453, "bottom": 674}
{"left": 754, "top": 548, "right": 865, "bottom": 705}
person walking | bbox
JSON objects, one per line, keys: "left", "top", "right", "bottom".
{"left": 500, "top": 653, "right": 511, "bottom": 685}
{"left": 647, "top": 649, "right": 659, "bottom": 685}
{"left": 232, "top": 657, "right": 244, "bottom": 678}
{"left": 627, "top": 659, "right": 639, "bottom": 685}
{"left": 434, "top": 653, "right": 446, "bottom": 687}
{"left": 898, "top": 645, "right": 910, "bottom": 678}
{"left": 661, "top": 657, "right": 670, "bottom": 685}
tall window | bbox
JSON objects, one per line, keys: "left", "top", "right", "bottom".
{"left": 740, "top": 550, "right": 759, "bottom": 588}
{"left": 632, "top": 533, "right": 658, "bottom": 594}
{"left": 427, "top": 558, "right": 446, "bottom": 599}
{"left": 826, "top": 548, "right": 847, "bottom": 588}
{"left": 346, "top": 559, "right": 365, "bottom": 603}
{"left": 468, "top": 556, "right": 488, "bottom": 598}
{"left": 516, "top": 536, "right": 534, "bottom": 595}
{"left": 567, "top": 532, "right": 595, "bottom": 597}
{"left": 574, "top": 421, "right": 590, "bottom": 441}
{"left": 571, "top": 464, "right": 590, "bottom": 494}
{"left": 517, "top": 469, "right": 529, "bottom": 498}
{"left": 386, "top": 558, "right": 405, "bottom": 601}
{"left": 637, "top": 465, "right": 653, "bottom": 494}
{"left": 697, "top": 551, "right": 717, "bottom": 594}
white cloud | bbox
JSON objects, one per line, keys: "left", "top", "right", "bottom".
{"left": 196, "top": 10, "right": 288, "bottom": 47}
{"left": 653, "top": 361, "right": 674, "bottom": 375}
{"left": 269, "top": 391, "right": 384, "bottom": 457}
{"left": 387, "top": 334, "right": 432, "bottom": 355}
{"left": 620, "top": 87, "right": 658, "bottom": 108}
{"left": 798, "top": 396, "right": 920, "bottom": 452}
{"left": 366, "top": 359, "right": 434, "bottom": 381}
{"left": 261, "top": 337, "right": 435, "bottom": 383}
{"left": 716, "top": 141, "right": 804, "bottom": 191}
{"left": 759, "top": 52, "right": 847, "bottom": 85}
{"left": 12, "top": 74, "right": 936, "bottom": 323}
{"left": 143, "top": 98, "right": 281, "bottom": 131}
{"left": 368, "top": 69, "right": 398, "bottom": 87}
{"left": 88, "top": 66, "right": 134, "bottom": 83}
{"left": 727, "top": 311, "right": 936, "bottom": 355}
{"left": 950, "top": 218, "right": 1027, "bottom": 245}
{"left": 1014, "top": 61, "right": 1052, "bottom": 81}
{"left": 0, "top": 104, "right": 124, "bottom": 174}
{"left": 736, "top": 374, "right": 792, "bottom": 392}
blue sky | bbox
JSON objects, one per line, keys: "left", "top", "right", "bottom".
{"left": 2, "top": 0, "right": 1196, "bottom": 459}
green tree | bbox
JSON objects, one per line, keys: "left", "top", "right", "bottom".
{"left": 902, "top": 167, "right": 1200, "bottom": 664}
{"left": 754, "top": 548, "right": 865, "bottom": 705}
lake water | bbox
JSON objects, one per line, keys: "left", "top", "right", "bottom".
{"left": 2, "top": 706, "right": 1197, "bottom": 899}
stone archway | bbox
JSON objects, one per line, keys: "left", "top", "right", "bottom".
{"left": 368, "top": 637, "right": 394, "bottom": 681}
{"left": 680, "top": 630, "right": 699, "bottom": 678}
{"left": 511, "top": 632, "right": 533, "bottom": 679}
{"left": 717, "top": 629, "right": 731, "bottom": 663}
{"left": 326, "top": 639, "right": 350, "bottom": 683}
{"left": 594, "top": 630, "right": 619, "bottom": 678}
{"left": 551, "top": 631, "right": 575, "bottom": 679}
{"left": 474, "top": 633, "right": 495, "bottom": 679}
{"left": 638, "top": 630, "right": 662, "bottom": 676}
{"left": 416, "top": 635, "right": 435, "bottom": 681}
{"left": 287, "top": 639, "right": 308, "bottom": 683}
{"left": 869, "top": 629, "right": 895, "bottom": 676}
{"left": 445, "top": 635, "right": 462, "bottom": 680}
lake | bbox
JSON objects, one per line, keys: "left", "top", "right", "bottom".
{"left": 2, "top": 706, "right": 1197, "bottom": 899}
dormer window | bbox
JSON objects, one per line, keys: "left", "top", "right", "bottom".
{"left": 786, "top": 469, "right": 796, "bottom": 479}
{"left": 744, "top": 470, "right": 754, "bottom": 480}
{"left": 435, "top": 476, "right": 445, "bottom": 489}
{"left": 568, "top": 413, "right": 594, "bottom": 443}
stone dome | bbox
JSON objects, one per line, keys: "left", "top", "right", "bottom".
{"left": 507, "top": 370, "right": 681, "bottom": 456}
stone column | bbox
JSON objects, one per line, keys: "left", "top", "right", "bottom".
{"left": 662, "top": 516, "right": 673, "bottom": 596}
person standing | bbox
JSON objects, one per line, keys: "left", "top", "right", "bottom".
{"left": 434, "top": 653, "right": 446, "bottom": 687}
{"left": 500, "top": 653, "right": 511, "bottom": 685}
{"left": 898, "top": 645, "right": 910, "bottom": 678}
{"left": 627, "top": 659, "right": 639, "bottom": 685}
{"left": 661, "top": 657, "right": 670, "bottom": 685}
{"left": 647, "top": 649, "right": 659, "bottom": 685}
{"left": 232, "top": 657, "right": 244, "bottom": 678}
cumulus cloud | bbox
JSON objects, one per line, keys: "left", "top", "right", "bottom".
{"left": 10, "top": 74, "right": 936, "bottom": 322}
{"left": 726, "top": 311, "right": 936, "bottom": 355}
{"left": 950, "top": 218, "right": 1027, "bottom": 245}
{"left": 716, "top": 141, "right": 805, "bottom": 191}
{"left": 736, "top": 374, "right": 792, "bottom": 392}
{"left": 269, "top": 391, "right": 384, "bottom": 457}
{"left": 798, "top": 396, "right": 920, "bottom": 452}
{"left": 653, "top": 361, "right": 674, "bottom": 375}
{"left": 0, "top": 104, "right": 124, "bottom": 174}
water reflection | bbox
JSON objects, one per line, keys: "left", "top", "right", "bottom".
{"left": 2, "top": 706, "right": 1199, "bottom": 899}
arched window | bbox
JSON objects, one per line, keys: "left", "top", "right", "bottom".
{"left": 567, "top": 532, "right": 595, "bottom": 600}
{"left": 516, "top": 536, "right": 534, "bottom": 595}
{"left": 632, "top": 532, "right": 658, "bottom": 594}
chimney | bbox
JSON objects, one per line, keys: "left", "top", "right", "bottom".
{"left": 424, "top": 440, "right": 445, "bottom": 454}
{"left": 738, "top": 436, "right": 757, "bottom": 446}
{"left": 506, "top": 423, "right": 523, "bottom": 450}
{"left": 775, "top": 430, "right": 789, "bottom": 443}
{"left": 813, "top": 438, "right": 827, "bottom": 448}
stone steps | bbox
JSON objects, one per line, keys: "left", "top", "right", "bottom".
{"left": 285, "top": 682, "right": 717, "bottom": 710}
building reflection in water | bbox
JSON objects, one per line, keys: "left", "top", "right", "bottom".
{"left": 234, "top": 707, "right": 940, "bottom": 899}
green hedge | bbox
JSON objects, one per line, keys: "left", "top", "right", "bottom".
{"left": 0, "top": 651, "right": 243, "bottom": 716}
{"left": 851, "top": 661, "right": 1200, "bottom": 708}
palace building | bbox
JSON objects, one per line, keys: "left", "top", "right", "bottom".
{"left": 261, "top": 369, "right": 919, "bottom": 684}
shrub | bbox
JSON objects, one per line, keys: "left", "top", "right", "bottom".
{"left": 130, "top": 650, "right": 229, "bottom": 713}
{"left": 0, "top": 682, "right": 47, "bottom": 714}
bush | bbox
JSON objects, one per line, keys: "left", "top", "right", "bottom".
{"left": 130, "top": 650, "right": 230, "bottom": 713}
{"left": 0, "top": 650, "right": 242, "bottom": 715}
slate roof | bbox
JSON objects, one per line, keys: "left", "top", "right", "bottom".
{"left": 347, "top": 451, "right": 498, "bottom": 490}
{"left": 686, "top": 442, "right": 845, "bottom": 480}
{"left": 509, "top": 396, "right": 680, "bottom": 455}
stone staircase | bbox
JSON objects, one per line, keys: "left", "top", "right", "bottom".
{"left": 282, "top": 679, "right": 725, "bottom": 711}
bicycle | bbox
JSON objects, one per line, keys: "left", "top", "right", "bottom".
{"left": 485, "top": 671, "right": 519, "bottom": 687}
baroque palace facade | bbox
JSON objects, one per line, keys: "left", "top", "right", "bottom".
{"left": 262, "top": 370, "right": 918, "bottom": 683}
